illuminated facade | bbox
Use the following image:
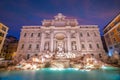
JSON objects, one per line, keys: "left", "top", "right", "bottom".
{"left": 0, "top": 23, "right": 9, "bottom": 55}
{"left": 103, "top": 14, "right": 120, "bottom": 55}
{"left": 17, "top": 13, "right": 104, "bottom": 59}
{"left": 1, "top": 36, "right": 18, "bottom": 59}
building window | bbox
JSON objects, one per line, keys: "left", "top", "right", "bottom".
{"left": 81, "top": 44, "right": 85, "bottom": 49}
{"left": 27, "top": 54, "right": 30, "bottom": 59}
{"left": 31, "top": 33, "right": 33, "bottom": 37}
{"left": 87, "top": 32, "right": 90, "bottom": 37}
{"left": 108, "top": 26, "right": 112, "bottom": 30}
{"left": 36, "top": 44, "right": 39, "bottom": 49}
{"left": 94, "top": 32, "right": 97, "bottom": 36}
{"left": 21, "top": 44, "right": 24, "bottom": 49}
{"left": 80, "top": 32, "right": 83, "bottom": 37}
{"left": 28, "top": 44, "right": 32, "bottom": 50}
{"left": 114, "top": 21, "right": 118, "bottom": 25}
{"left": 109, "top": 46, "right": 113, "bottom": 49}
{"left": 110, "top": 32, "right": 114, "bottom": 36}
{"left": 38, "top": 33, "right": 41, "bottom": 37}
{"left": 104, "top": 29, "right": 108, "bottom": 34}
{"left": 113, "top": 38, "right": 116, "bottom": 43}
{"left": 2, "top": 26, "right": 6, "bottom": 32}
{"left": 24, "top": 33, "right": 26, "bottom": 37}
{"left": 117, "top": 27, "right": 120, "bottom": 32}
{"left": 0, "top": 40, "right": 2, "bottom": 44}
{"left": 97, "top": 44, "right": 99, "bottom": 49}
{"left": 0, "top": 32, "right": 4, "bottom": 37}
{"left": 89, "top": 44, "right": 92, "bottom": 49}
{"left": 99, "top": 53, "right": 102, "bottom": 58}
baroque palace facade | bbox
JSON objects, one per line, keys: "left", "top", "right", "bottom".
{"left": 17, "top": 13, "right": 105, "bottom": 59}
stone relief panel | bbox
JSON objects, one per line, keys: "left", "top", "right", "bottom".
{"left": 71, "top": 32, "right": 76, "bottom": 38}
{"left": 45, "top": 33, "right": 50, "bottom": 39}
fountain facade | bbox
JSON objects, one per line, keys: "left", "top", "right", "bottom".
{"left": 16, "top": 13, "right": 105, "bottom": 59}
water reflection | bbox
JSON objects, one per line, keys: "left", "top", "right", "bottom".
{"left": 0, "top": 68, "right": 120, "bottom": 80}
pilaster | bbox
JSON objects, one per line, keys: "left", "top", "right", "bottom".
{"left": 67, "top": 31, "right": 71, "bottom": 52}
{"left": 50, "top": 31, "right": 54, "bottom": 52}
{"left": 40, "top": 31, "right": 45, "bottom": 52}
{"left": 76, "top": 31, "right": 81, "bottom": 51}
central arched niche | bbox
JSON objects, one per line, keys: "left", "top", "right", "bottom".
{"left": 55, "top": 33, "right": 65, "bottom": 40}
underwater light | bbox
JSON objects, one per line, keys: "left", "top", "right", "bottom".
{"left": 50, "top": 68, "right": 64, "bottom": 71}
{"left": 108, "top": 48, "right": 113, "bottom": 56}
{"left": 74, "top": 68, "right": 79, "bottom": 71}
{"left": 101, "top": 65, "right": 107, "bottom": 69}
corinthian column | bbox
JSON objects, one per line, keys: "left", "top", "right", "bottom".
{"left": 40, "top": 31, "right": 45, "bottom": 52}
{"left": 50, "top": 31, "right": 54, "bottom": 52}
{"left": 76, "top": 31, "right": 80, "bottom": 51}
{"left": 67, "top": 31, "right": 71, "bottom": 52}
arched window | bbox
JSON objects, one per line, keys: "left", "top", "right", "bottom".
{"left": 89, "top": 44, "right": 92, "bottom": 49}
{"left": 21, "top": 44, "right": 24, "bottom": 49}
{"left": 36, "top": 44, "right": 39, "bottom": 49}
{"left": 27, "top": 54, "right": 30, "bottom": 59}
{"left": 81, "top": 44, "right": 85, "bottom": 49}
{"left": 24, "top": 33, "right": 26, "bottom": 37}
{"left": 87, "top": 32, "right": 90, "bottom": 37}
{"left": 31, "top": 33, "right": 33, "bottom": 37}
{"left": 38, "top": 33, "right": 41, "bottom": 37}
{"left": 80, "top": 32, "right": 83, "bottom": 37}
{"left": 97, "top": 44, "right": 100, "bottom": 49}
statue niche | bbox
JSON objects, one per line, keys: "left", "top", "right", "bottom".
{"left": 44, "top": 42, "right": 49, "bottom": 50}
{"left": 57, "top": 41, "right": 64, "bottom": 53}
{"left": 72, "top": 41, "right": 77, "bottom": 50}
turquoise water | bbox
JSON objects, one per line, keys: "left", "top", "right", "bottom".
{"left": 0, "top": 68, "right": 120, "bottom": 80}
